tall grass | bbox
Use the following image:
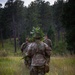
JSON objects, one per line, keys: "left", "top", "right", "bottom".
{"left": 0, "top": 57, "right": 75, "bottom": 75}
{"left": 49, "top": 57, "right": 75, "bottom": 75}
{"left": 0, "top": 39, "right": 21, "bottom": 56}
{"left": 0, "top": 57, "right": 29, "bottom": 75}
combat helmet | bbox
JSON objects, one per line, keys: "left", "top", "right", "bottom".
{"left": 30, "top": 26, "right": 44, "bottom": 39}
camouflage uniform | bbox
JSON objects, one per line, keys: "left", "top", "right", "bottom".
{"left": 43, "top": 36, "right": 52, "bottom": 64}
{"left": 27, "top": 40, "right": 51, "bottom": 75}
{"left": 21, "top": 41, "right": 31, "bottom": 67}
{"left": 43, "top": 37, "right": 52, "bottom": 48}
{"left": 21, "top": 42, "right": 27, "bottom": 52}
{"left": 21, "top": 38, "right": 29, "bottom": 52}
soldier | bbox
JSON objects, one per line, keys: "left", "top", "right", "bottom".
{"left": 21, "top": 38, "right": 29, "bottom": 53}
{"left": 21, "top": 38, "right": 31, "bottom": 67}
{"left": 26, "top": 27, "right": 52, "bottom": 75}
{"left": 43, "top": 35, "right": 52, "bottom": 64}
{"left": 43, "top": 35, "right": 52, "bottom": 48}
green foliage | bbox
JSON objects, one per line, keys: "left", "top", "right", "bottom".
{"left": 0, "top": 0, "right": 53, "bottom": 45}
{"left": 47, "top": 25, "right": 55, "bottom": 45}
{"left": 0, "top": 39, "right": 21, "bottom": 56}
{"left": 62, "top": 0, "right": 75, "bottom": 54}
{"left": 19, "top": 32, "right": 26, "bottom": 45}
{"left": 30, "top": 26, "right": 44, "bottom": 39}
{"left": 1, "top": 0, "right": 73, "bottom": 55}
{"left": 38, "top": 0, "right": 51, "bottom": 32}
{"left": 53, "top": 40, "right": 68, "bottom": 55}
{"left": 27, "top": 0, "right": 51, "bottom": 33}
{"left": 51, "top": 0, "right": 64, "bottom": 41}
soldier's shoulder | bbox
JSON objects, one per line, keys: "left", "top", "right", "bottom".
{"left": 41, "top": 41, "right": 49, "bottom": 47}
{"left": 28, "top": 42, "right": 36, "bottom": 47}
{"left": 44, "top": 42, "right": 48, "bottom": 46}
{"left": 47, "top": 39, "right": 51, "bottom": 42}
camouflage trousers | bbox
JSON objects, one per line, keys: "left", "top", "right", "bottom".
{"left": 30, "top": 66, "right": 45, "bottom": 75}
{"left": 24, "top": 57, "right": 31, "bottom": 68}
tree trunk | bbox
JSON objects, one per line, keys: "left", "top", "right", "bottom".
{"left": 0, "top": 29, "right": 4, "bottom": 48}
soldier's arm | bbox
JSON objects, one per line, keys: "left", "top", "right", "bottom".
{"left": 26, "top": 44, "right": 32, "bottom": 57}
{"left": 21, "top": 43, "right": 25, "bottom": 52}
{"left": 48, "top": 39, "right": 52, "bottom": 48}
{"left": 44, "top": 43, "right": 52, "bottom": 63}
{"left": 21, "top": 42, "right": 28, "bottom": 52}
{"left": 45, "top": 43, "right": 52, "bottom": 57}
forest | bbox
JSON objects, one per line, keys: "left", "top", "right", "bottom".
{"left": 0, "top": 0, "right": 75, "bottom": 55}
{"left": 0, "top": 0, "right": 75, "bottom": 75}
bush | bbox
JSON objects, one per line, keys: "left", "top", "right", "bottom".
{"left": 53, "top": 40, "right": 68, "bottom": 55}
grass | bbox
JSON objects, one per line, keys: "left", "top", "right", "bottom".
{"left": 49, "top": 57, "right": 75, "bottom": 75}
{"left": 0, "top": 39, "right": 75, "bottom": 75}
{"left": 0, "top": 56, "right": 75, "bottom": 75}
{"left": 0, "top": 57, "right": 29, "bottom": 75}
{"left": 0, "top": 39, "right": 21, "bottom": 56}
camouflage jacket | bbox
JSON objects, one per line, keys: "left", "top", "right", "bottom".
{"left": 21, "top": 42, "right": 29, "bottom": 52}
{"left": 27, "top": 41, "right": 51, "bottom": 66}
{"left": 43, "top": 38, "right": 52, "bottom": 48}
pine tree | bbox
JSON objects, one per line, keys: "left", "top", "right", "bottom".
{"left": 62, "top": 0, "right": 75, "bottom": 54}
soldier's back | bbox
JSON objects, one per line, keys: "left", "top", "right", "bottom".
{"left": 28, "top": 41, "right": 46, "bottom": 66}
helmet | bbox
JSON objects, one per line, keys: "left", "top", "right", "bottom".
{"left": 30, "top": 26, "right": 44, "bottom": 39}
